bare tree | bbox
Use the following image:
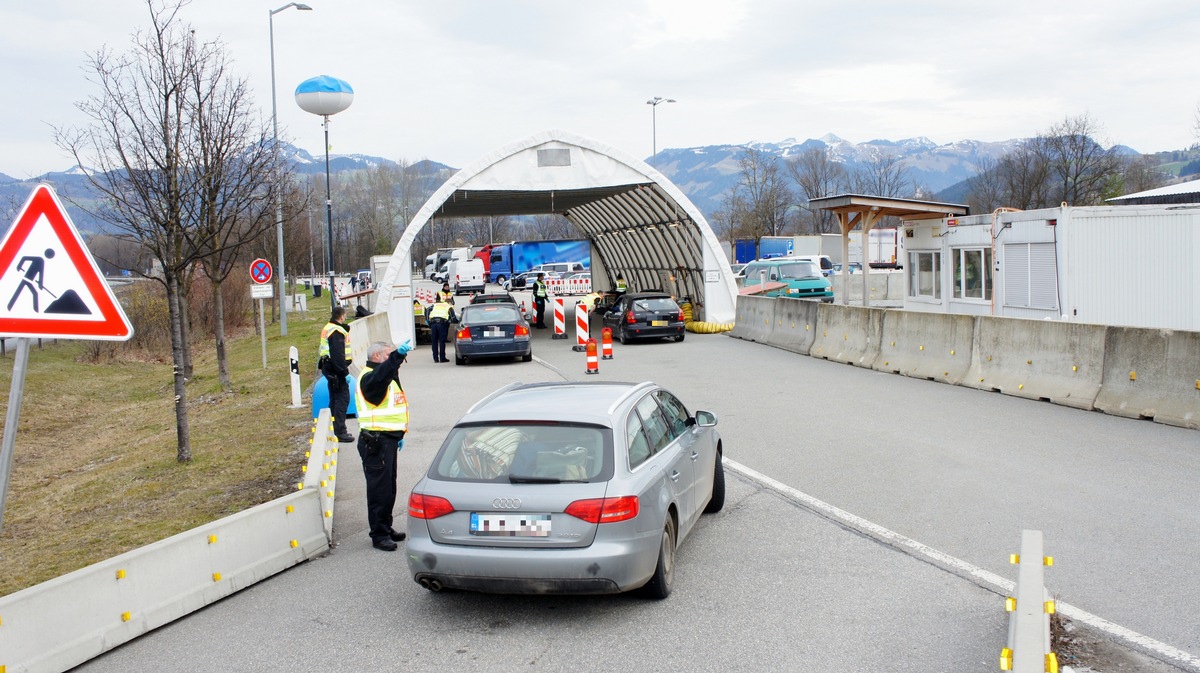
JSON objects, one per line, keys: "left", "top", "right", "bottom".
{"left": 1041, "top": 114, "right": 1123, "bottom": 206}
{"left": 785, "top": 147, "right": 848, "bottom": 234}
{"left": 850, "top": 150, "right": 912, "bottom": 198}
{"left": 54, "top": 0, "right": 268, "bottom": 462}
{"left": 734, "top": 147, "right": 794, "bottom": 239}
{"left": 1119, "top": 155, "right": 1169, "bottom": 196}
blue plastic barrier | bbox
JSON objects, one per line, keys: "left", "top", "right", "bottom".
{"left": 311, "top": 374, "right": 358, "bottom": 419}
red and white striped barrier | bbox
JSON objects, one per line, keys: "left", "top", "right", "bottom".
{"left": 572, "top": 300, "right": 589, "bottom": 351}
{"left": 585, "top": 338, "right": 599, "bottom": 375}
{"left": 552, "top": 298, "right": 567, "bottom": 339}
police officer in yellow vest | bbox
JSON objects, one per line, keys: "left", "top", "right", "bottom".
{"left": 439, "top": 282, "right": 454, "bottom": 304}
{"left": 355, "top": 340, "right": 413, "bottom": 551}
{"left": 319, "top": 305, "right": 353, "bottom": 442}
{"left": 531, "top": 272, "right": 549, "bottom": 329}
{"left": 425, "top": 298, "right": 459, "bottom": 363}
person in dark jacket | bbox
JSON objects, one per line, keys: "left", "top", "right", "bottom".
{"left": 320, "top": 305, "right": 353, "bottom": 442}
{"left": 354, "top": 340, "right": 412, "bottom": 551}
{"left": 425, "top": 299, "right": 459, "bottom": 363}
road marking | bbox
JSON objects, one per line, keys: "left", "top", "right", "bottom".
{"left": 724, "top": 458, "right": 1200, "bottom": 671}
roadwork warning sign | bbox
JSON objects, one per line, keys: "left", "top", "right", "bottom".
{"left": 0, "top": 184, "right": 133, "bottom": 340}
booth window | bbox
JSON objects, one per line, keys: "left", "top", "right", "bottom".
{"left": 908, "top": 251, "right": 941, "bottom": 299}
{"left": 952, "top": 248, "right": 992, "bottom": 301}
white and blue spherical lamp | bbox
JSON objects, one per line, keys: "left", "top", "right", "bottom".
{"left": 295, "top": 75, "right": 354, "bottom": 117}
{"left": 296, "top": 75, "right": 353, "bottom": 303}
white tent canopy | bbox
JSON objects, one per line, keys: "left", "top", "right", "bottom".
{"left": 375, "top": 129, "right": 738, "bottom": 345}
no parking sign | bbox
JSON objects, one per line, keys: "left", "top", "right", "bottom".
{"left": 250, "top": 258, "right": 273, "bottom": 284}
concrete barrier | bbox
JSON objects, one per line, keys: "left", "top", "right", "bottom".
{"left": 809, "top": 304, "right": 885, "bottom": 368}
{"left": 730, "top": 295, "right": 776, "bottom": 343}
{"left": 875, "top": 310, "right": 975, "bottom": 384}
{"left": 968, "top": 317, "right": 1106, "bottom": 410}
{"left": 1094, "top": 327, "right": 1200, "bottom": 429}
{"left": 0, "top": 413, "right": 338, "bottom": 673}
{"left": 767, "top": 298, "right": 820, "bottom": 355}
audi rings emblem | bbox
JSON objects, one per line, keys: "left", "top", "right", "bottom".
{"left": 492, "top": 498, "right": 522, "bottom": 509}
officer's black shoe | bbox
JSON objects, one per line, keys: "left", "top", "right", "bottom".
{"left": 337, "top": 434, "right": 355, "bottom": 443}
{"left": 388, "top": 530, "right": 407, "bottom": 542}
{"left": 372, "top": 538, "right": 398, "bottom": 551}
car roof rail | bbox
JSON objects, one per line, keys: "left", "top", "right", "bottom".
{"left": 465, "top": 381, "right": 526, "bottom": 414}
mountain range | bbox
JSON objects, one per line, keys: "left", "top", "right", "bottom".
{"left": 0, "top": 134, "right": 1140, "bottom": 235}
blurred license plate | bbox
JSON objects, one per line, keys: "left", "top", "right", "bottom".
{"left": 651, "top": 320, "right": 667, "bottom": 327}
{"left": 470, "top": 513, "right": 551, "bottom": 537}
{"left": 482, "top": 328, "right": 505, "bottom": 338}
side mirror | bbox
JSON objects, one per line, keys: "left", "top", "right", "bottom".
{"left": 694, "top": 410, "right": 717, "bottom": 427}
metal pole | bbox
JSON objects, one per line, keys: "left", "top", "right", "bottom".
{"left": 270, "top": 9, "right": 287, "bottom": 336}
{"left": 324, "top": 115, "right": 336, "bottom": 305}
{"left": 0, "top": 338, "right": 32, "bottom": 535}
{"left": 651, "top": 104, "right": 657, "bottom": 165}
{"left": 259, "top": 298, "right": 268, "bottom": 369}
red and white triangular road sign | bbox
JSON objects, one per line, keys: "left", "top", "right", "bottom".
{"left": 0, "top": 184, "right": 133, "bottom": 340}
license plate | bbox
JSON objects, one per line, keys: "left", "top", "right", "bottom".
{"left": 651, "top": 320, "right": 667, "bottom": 327}
{"left": 482, "top": 328, "right": 505, "bottom": 338}
{"left": 470, "top": 512, "right": 552, "bottom": 537}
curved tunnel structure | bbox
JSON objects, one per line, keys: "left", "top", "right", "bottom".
{"left": 376, "top": 129, "right": 738, "bottom": 344}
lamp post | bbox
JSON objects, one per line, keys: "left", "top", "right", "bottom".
{"left": 269, "top": 1, "right": 312, "bottom": 336}
{"left": 296, "top": 75, "right": 354, "bottom": 306}
{"left": 645, "top": 96, "right": 675, "bottom": 167}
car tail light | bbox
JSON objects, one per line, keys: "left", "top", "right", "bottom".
{"left": 514, "top": 324, "right": 529, "bottom": 336}
{"left": 625, "top": 310, "right": 636, "bottom": 324}
{"left": 409, "top": 492, "right": 455, "bottom": 519}
{"left": 676, "top": 309, "right": 685, "bottom": 322}
{"left": 564, "top": 496, "right": 639, "bottom": 524}
{"left": 456, "top": 327, "right": 471, "bottom": 340}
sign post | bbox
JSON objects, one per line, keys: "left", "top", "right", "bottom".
{"left": 0, "top": 185, "right": 134, "bottom": 534}
{"left": 250, "top": 258, "right": 274, "bottom": 370}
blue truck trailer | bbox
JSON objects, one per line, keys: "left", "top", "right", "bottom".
{"left": 487, "top": 239, "right": 591, "bottom": 284}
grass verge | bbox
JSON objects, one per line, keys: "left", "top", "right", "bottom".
{"left": 0, "top": 291, "right": 332, "bottom": 597}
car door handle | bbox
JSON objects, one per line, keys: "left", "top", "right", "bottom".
{"left": 690, "top": 451, "right": 700, "bottom": 461}
{"left": 669, "top": 470, "right": 680, "bottom": 482}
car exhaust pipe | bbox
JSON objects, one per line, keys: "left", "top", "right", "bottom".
{"left": 418, "top": 577, "right": 443, "bottom": 592}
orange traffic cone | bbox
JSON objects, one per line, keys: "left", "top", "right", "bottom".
{"left": 585, "top": 338, "right": 599, "bottom": 375}
{"left": 601, "top": 327, "right": 613, "bottom": 360}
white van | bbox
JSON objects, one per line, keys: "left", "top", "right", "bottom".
{"left": 447, "top": 257, "right": 486, "bottom": 295}
{"left": 787, "top": 255, "right": 835, "bottom": 277}
{"left": 530, "top": 261, "right": 586, "bottom": 276}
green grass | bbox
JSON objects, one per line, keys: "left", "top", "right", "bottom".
{"left": 0, "top": 291, "right": 333, "bottom": 596}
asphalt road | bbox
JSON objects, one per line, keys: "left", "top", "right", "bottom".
{"left": 75, "top": 293, "right": 1199, "bottom": 672}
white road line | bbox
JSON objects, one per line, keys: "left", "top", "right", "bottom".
{"left": 724, "top": 458, "right": 1200, "bottom": 671}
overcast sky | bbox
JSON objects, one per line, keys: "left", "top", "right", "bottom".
{"left": 4, "top": 0, "right": 1198, "bottom": 179}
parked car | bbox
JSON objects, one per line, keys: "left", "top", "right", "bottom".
{"left": 740, "top": 259, "right": 833, "bottom": 302}
{"left": 470, "top": 292, "right": 518, "bottom": 305}
{"left": 453, "top": 303, "right": 533, "bottom": 365}
{"left": 405, "top": 380, "right": 725, "bottom": 598}
{"left": 502, "top": 269, "right": 560, "bottom": 291}
{"left": 600, "top": 292, "right": 686, "bottom": 344}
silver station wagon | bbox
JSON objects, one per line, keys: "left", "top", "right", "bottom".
{"left": 406, "top": 381, "right": 725, "bottom": 598}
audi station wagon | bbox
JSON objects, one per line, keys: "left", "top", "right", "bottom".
{"left": 405, "top": 381, "right": 725, "bottom": 598}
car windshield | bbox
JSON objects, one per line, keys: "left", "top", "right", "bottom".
{"left": 432, "top": 423, "right": 611, "bottom": 483}
{"left": 630, "top": 298, "right": 679, "bottom": 312}
{"left": 463, "top": 305, "right": 519, "bottom": 325}
{"left": 776, "top": 262, "right": 822, "bottom": 280}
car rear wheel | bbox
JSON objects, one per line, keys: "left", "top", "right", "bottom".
{"left": 704, "top": 452, "right": 725, "bottom": 514}
{"left": 642, "top": 516, "right": 676, "bottom": 599}
{"left": 455, "top": 353, "right": 465, "bottom": 365}
{"left": 619, "top": 327, "right": 630, "bottom": 345}
{"left": 521, "top": 351, "right": 532, "bottom": 362}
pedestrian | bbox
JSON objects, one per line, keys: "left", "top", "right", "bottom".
{"left": 319, "top": 305, "right": 355, "bottom": 442}
{"left": 425, "top": 297, "right": 459, "bottom": 363}
{"left": 349, "top": 275, "right": 358, "bottom": 292}
{"left": 354, "top": 339, "right": 413, "bottom": 551}
{"left": 439, "top": 282, "right": 454, "bottom": 304}
{"left": 532, "top": 272, "right": 548, "bottom": 328}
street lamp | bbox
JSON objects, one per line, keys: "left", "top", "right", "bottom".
{"left": 269, "top": 1, "right": 312, "bottom": 336}
{"left": 646, "top": 96, "right": 675, "bottom": 167}
{"left": 296, "top": 75, "right": 354, "bottom": 306}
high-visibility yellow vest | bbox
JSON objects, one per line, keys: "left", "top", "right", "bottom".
{"left": 355, "top": 376, "right": 409, "bottom": 433}
{"left": 439, "top": 289, "right": 454, "bottom": 303}
{"left": 533, "top": 280, "right": 547, "bottom": 298}
{"left": 615, "top": 278, "right": 628, "bottom": 292}
{"left": 412, "top": 302, "right": 424, "bottom": 316}
{"left": 318, "top": 322, "right": 348, "bottom": 358}
{"left": 429, "top": 302, "right": 452, "bottom": 320}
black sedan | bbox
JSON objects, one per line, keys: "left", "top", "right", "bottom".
{"left": 600, "top": 292, "right": 686, "bottom": 344}
{"left": 454, "top": 303, "right": 533, "bottom": 365}
{"left": 470, "top": 292, "right": 518, "bottom": 305}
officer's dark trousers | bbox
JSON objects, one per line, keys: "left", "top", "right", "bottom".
{"left": 357, "top": 431, "right": 400, "bottom": 543}
{"left": 535, "top": 297, "right": 546, "bottom": 327}
{"left": 325, "top": 372, "right": 350, "bottom": 436}
{"left": 430, "top": 320, "right": 448, "bottom": 361}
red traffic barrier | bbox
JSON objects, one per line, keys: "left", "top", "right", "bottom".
{"left": 601, "top": 327, "right": 613, "bottom": 360}
{"left": 585, "top": 338, "right": 599, "bottom": 375}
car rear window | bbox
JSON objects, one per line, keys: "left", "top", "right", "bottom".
{"left": 432, "top": 423, "right": 613, "bottom": 483}
{"left": 631, "top": 298, "right": 678, "bottom": 312}
{"left": 463, "top": 305, "right": 519, "bottom": 324}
